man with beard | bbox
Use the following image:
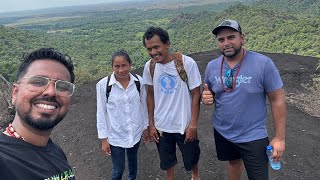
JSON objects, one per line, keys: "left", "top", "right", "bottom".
{"left": 0, "top": 48, "right": 76, "bottom": 180}
{"left": 142, "top": 27, "right": 201, "bottom": 180}
{"left": 201, "top": 20, "right": 287, "bottom": 180}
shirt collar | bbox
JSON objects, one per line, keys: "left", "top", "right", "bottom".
{"left": 108, "top": 72, "right": 117, "bottom": 86}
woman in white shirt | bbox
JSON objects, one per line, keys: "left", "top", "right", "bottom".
{"left": 96, "top": 50, "right": 149, "bottom": 180}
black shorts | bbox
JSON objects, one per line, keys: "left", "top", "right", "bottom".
{"left": 214, "top": 129, "right": 269, "bottom": 180}
{"left": 156, "top": 132, "right": 200, "bottom": 171}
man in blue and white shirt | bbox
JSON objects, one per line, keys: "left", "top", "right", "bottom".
{"left": 142, "top": 27, "right": 202, "bottom": 180}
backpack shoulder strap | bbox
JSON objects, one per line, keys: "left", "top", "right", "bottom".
{"left": 173, "top": 52, "right": 189, "bottom": 86}
{"left": 106, "top": 76, "right": 112, "bottom": 102}
{"left": 132, "top": 74, "right": 141, "bottom": 95}
{"left": 149, "top": 59, "right": 156, "bottom": 80}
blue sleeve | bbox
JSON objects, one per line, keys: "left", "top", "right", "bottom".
{"left": 263, "top": 60, "right": 283, "bottom": 92}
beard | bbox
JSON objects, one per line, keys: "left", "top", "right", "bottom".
{"left": 220, "top": 45, "right": 242, "bottom": 58}
{"left": 16, "top": 96, "right": 66, "bottom": 131}
{"left": 18, "top": 110, "right": 65, "bottom": 130}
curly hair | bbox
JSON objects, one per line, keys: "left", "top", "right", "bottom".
{"left": 142, "top": 26, "right": 170, "bottom": 47}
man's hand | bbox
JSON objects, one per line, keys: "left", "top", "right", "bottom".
{"left": 269, "top": 137, "right": 285, "bottom": 162}
{"left": 202, "top": 84, "right": 214, "bottom": 105}
{"left": 149, "top": 126, "right": 159, "bottom": 143}
{"left": 185, "top": 126, "right": 197, "bottom": 143}
{"left": 101, "top": 139, "right": 111, "bottom": 156}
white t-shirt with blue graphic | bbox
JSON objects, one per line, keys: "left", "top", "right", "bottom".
{"left": 204, "top": 50, "right": 283, "bottom": 143}
{"left": 142, "top": 54, "right": 202, "bottom": 134}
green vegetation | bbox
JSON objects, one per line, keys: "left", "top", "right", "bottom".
{"left": 0, "top": 0, "right": 319, "bottom": 83}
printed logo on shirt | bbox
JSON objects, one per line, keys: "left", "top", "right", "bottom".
{"left": 215, "top": 75, "right": 252, "bottom": 87}
{"left": 44, "top": 169, "right": 75, "bottom": 180}
{"left": 158, "top": 74, "right": 177, "bottom": 94}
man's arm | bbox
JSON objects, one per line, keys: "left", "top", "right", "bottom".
{"left": 267, "top": 88, "right": 287, "bottom": 161}
{"left": 185, "top": 86, "right": 201, "bottom": 142}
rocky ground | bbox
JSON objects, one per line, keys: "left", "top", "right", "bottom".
{"left": 36, "top": 50, "right": 320, "bottom": 179}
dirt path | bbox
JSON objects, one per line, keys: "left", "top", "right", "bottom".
{"left": 52, "top": 50, "right": 320, "bottom": 180}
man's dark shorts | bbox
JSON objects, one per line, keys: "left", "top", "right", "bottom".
{"left": 156, "top": 131, "right": 200, "bottom": 171}
{"left": 214, "top": 129, "right": 269, "bottom": 180}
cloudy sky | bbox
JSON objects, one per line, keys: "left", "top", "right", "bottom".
{"left": 0, "top": 0, "right": 137, "bottom": 13}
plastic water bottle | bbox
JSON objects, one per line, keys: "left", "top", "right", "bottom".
{"left": 266, "top": 145, "right": 281, "bottom": 170}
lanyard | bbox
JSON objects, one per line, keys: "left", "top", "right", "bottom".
{"left": 220, "top": 49, "right": 246, "bottom": 92}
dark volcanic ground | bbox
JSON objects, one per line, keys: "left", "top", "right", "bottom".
{"left": 52, "top": 50, "right": 320, "bottom": 180}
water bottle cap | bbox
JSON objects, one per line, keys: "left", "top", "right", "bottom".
{"left": 266, "top": 145, "right": 273, "bottom": 150}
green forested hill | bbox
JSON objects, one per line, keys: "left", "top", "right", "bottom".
{"left": 0, "top": 26, "right": 55, "bottom": 81}
{"left": 0, "top": 0, "right": 319, "bottom": 83}
{"left": 254, "top": 0, "right": 320, "bottom": 15}
{"left": 169, "top": 3, "right": 319, "bottom": 56}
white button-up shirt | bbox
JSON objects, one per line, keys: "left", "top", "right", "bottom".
{"left": 96, "top": 72, "right": 148, "bottom": 148}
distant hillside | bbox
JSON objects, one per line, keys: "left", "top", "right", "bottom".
{"left": 0, "top": 0, "right": 319, "bottom": 83}
{"left": 255, "top": 0, "right": 320, "bottom": 15}
{"left": 169, "top": 3, "right": 319, "bottom": 57}
{"left": 0, "top": 0, "right": 239, "bottom": 24}
{"left": 0, "top": 25, "right": 51, "bottom": 81}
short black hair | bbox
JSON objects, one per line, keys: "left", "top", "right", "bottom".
{"left": 17, "top": 48, "right": 75, "bottom": 83}
{"left": 142, "top": 26, "right": 170, "bottom": 47}
{"left": 111, "top": 49, "right": 132, "bottom": 66}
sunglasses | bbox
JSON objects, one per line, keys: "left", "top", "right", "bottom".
{"left": 225, "top": 69, "right": 233, "bottom": 89}
{"left": 18, "top": 75, "right": 75, "bottom": 97}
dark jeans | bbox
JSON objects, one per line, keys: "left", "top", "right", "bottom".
{"left": 110, "top": 141, "right": 140, "bottom": 180}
